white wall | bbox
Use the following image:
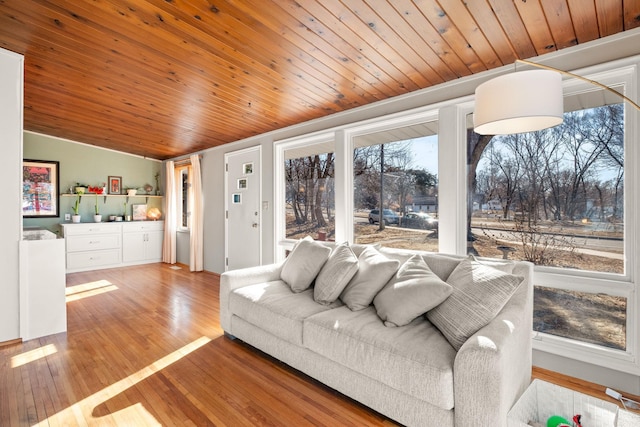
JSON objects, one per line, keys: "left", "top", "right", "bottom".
{"left": 198, "top": 29, "right": 640, "bottom": 394}
{"left": 0, "top": 48, "right": 23, "bottom": 343}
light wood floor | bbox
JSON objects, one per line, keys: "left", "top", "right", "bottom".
{"left": 0, "top": 263, "right": 637, "bottom": 426}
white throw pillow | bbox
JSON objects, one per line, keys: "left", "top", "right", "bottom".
{"left": 374, "top": 254, "right": 453, "bottom": 327}
{"left": 340, "top": 246, "right": 400, "bottom": 311}
{"left": 314, "top": 242, "right": 359, "bottom": 305}
{"left": 281, "top": 237, "right": 331, "bottom": 293}
{"left": 427, "top": 259, "right": 524, "bottom": 350}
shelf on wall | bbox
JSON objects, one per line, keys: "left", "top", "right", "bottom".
{"left": 61, "top": 194, "right": 164, "bottom": 203}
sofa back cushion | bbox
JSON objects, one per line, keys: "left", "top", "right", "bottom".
{"left": 426, "top": 259, "right": 524, "bottom": 350}
{"left": 340, "top": 246, "right": 400, "bottom": 311}
{"left": 373, "top": 255, "right": 453, "bottom": 327}
{"left": 314, "top": 242, "right": 359, "bottom": 305}
{"left": 281, "top": 237, "right": 331, "bottom": 292}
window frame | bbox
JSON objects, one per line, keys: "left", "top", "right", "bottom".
{"left": 463, "top": 64, "right": 639, "bottom": 373}
{"left": 344, "top": 108, "right": 441, "bottom": 247}
{"left": 274, "top": 131, "right": 336, "bottom": 259}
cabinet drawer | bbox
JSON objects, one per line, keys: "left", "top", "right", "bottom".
{"left": 66, "top": 234, "right": 120, "bottom": 252}
{"left": 122, "top": 221, "right": 164, "bottom": 233}
{"left": 67, "top": 249, "right": 120, "bottom": 270}
{"left": 63, "top": 223, "right": 122, "bottom": 236}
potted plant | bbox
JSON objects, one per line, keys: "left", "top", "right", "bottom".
{"left": 154, "top": 172, "right": 160, "bottom": 195}
{"left": 89, "top": 184, "right": 105, "bottom": 222}
{"left": 93, "top": 193, "right": 102, "bottom": 222}
{"left": 72, "top": 193, "right": 81, "bottom": 223}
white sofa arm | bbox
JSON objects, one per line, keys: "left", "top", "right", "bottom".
{"left": 453, "top": 262, "right": 534, "bottom": 427}
{"left": 219, "top": 262, "right": 284, "bottom": 332}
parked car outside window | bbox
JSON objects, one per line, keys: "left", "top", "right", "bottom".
{"left": 368, "top": 209, "right": 400, "bottom": 225}
{"left": 401, "top": 212, "right": 438, "bottom": 230}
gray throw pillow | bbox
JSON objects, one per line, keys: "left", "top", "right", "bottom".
{"left": 373, "top": 254, "right": 453, "bottom": 327}
{"left": 340, "top": 246, "right": 400, "bottom": 311}
{"left": 281, "top": 237, "right": 331, "bottom": 292}
{"left": 426, "top": 258, "right": 524, "bottom": 350}
{"left": 314, "top": 242, "right": 359, "bottom": 305}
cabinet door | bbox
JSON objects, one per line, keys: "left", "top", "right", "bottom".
{"left": 122, "top": 231, "right": 146, "bottom": 263}
{"left": 145, "top": 230, "right": 163, "bottom": 261}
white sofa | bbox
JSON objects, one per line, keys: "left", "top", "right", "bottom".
{"left": 220, "top": 242, "right": 534, "bottom": 427}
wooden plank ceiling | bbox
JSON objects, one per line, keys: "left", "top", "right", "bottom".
{"left": 1, "top": 1, "right": 639, "bottom": 160}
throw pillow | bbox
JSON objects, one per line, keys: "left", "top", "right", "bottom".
{"left": 373, "top": 254, "right": 453, "bottom": 327}
{"left": 467, "top": 254, "right": 515, "bottom": 273}
{"left": 340, "top": 246, "right": 400, "bottom": 311}
{"left": 426, "top": 259, "right": 524, "bottom": 351}
{"left": 281, "top": 237, "right": 331, "bottom": 293}
{"left": 314, "top": 242, "right": 359, "bottom": 305}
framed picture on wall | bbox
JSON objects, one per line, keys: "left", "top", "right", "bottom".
{"left": 237, "top": 178, "right": 247, "bottom": 189}
{"left": 243, "top": 162, "right": 253, "bottom": 175}
{"left": 132, "top": 204, "right": 147, "bottom": 221}
{"left": 108, "top": 176, "right": 122, "bottom": 194}
{"left": 22, "top": 159, "right": 60, "bottom": 218}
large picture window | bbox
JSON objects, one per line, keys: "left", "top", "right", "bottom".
{"left": 283, "top": 138, "right": 335, "bottom": 241}
{"left": 467, "top": 86, "right": 629, "bottom": 351}
{"left": 352, "top": 121, "right": 439, "bottom": 251}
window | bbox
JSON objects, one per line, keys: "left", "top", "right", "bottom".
{"left": 281, "top": 136, "right": 335, "bottom": 241}
{"left": 274, "top": 61, "right": 638, "bottom": 373}
{"left": 177, "top": 165, "right": 190, "bottom": 229}
{"left": 467, "top": 83, "right": 630, "bottom": 351}
{"left": 352, "top": 121, "right": 439, "bottom": 251}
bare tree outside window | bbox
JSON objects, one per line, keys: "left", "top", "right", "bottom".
{"left": 467, "top": 102, "right": 626, "bottom": 350}
{"left": 285, "top": 152, "right": 335, "bottom": 240}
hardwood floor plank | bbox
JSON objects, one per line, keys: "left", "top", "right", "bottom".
{"left": 1, "top": 262, "right": 637, "bottom": 426}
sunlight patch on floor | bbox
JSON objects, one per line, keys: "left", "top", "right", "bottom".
{"left": 66, "top": 279, "right": 118, "bottom": 302}
{"left": 11, "top": 343, "right": 57, "bottom": 368}
{"left": 109, "top": 402, "right": 162, "bottom": 426}
{"left": 34, "top": 336, "right": 212, "bottom": 426}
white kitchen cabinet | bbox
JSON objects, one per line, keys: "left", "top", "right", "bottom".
{"left": 122, "top": 221, "right": 164, "bottom": 264}
{"left": 61, "top": 221, "right": 163, "bottom": 272}
{"left": 61, "top": 223, "right": 122, "bottom": 272}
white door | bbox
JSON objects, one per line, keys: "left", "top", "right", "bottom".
{"left": 225, "top": 146, "right": 261, "bottom": 270}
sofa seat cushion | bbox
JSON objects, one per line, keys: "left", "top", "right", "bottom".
{"left": 230, "top": 280, "right": 342, "bottom": 346}
{"left": 303, "top": 306, "right": 456, "bottom": 410}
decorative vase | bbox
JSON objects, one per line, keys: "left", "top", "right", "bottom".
{"left": 94, "top": 214, "right": 102, "bottom": 223}
{"left": 71, "top": 214, "right": 81, "bottom": 223}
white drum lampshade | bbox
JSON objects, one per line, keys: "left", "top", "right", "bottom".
{"left": 474, "top": 69, "right": 564, "bottom": 135}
